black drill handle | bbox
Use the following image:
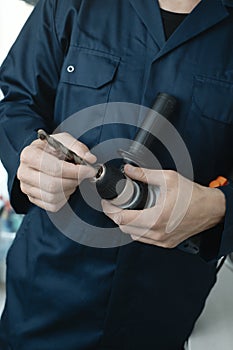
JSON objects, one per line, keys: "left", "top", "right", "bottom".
{"left": 127, "top": 93, "right": 177, "bottom": 160}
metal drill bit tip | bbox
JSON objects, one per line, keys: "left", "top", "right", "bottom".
{"left": 37, "top": 129, "right": 94, "bottom": 167}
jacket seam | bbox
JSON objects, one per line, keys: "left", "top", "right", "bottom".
{"left": 52, "top": 0, "right": 64, "bottom": 55}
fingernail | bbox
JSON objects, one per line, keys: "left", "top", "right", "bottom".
{"left": 86, "top": 153, "right": 97, "bottom": 163}
{"left": 125, "top": 164, "right": 135, "bottom": 173}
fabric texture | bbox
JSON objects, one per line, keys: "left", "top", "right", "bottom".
{"left": 0, "top": 0, "right": 233, "bottom": 349}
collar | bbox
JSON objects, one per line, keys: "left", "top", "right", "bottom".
{"left": 129, "top": 0, "right": 230, "bottom": 57}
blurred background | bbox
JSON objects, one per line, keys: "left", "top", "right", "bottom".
{"left": 0, "top": 1, "right": 233, "bottom": 349}
{"left": 0, "top": 0, "right": 35, "bottom": 310}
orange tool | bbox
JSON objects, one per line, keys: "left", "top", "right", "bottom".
{"left": 209, "top": 176, "right": 228, "bottom": 188}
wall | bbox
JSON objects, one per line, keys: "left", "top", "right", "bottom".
{"left": 0, "top": 0, "right": 33, "bottom": 64}
{"left": 0, "top": 0, "right": 33, "bottom": 198}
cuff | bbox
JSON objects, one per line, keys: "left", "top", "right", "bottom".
{"left": 216, "top": 181, "right": 233, "bottom": 257}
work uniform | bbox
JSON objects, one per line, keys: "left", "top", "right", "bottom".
{"left": 1, "top": 0, "right": 233, "bottom": 349}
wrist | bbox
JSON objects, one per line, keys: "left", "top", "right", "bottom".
{"left": 204, "top": 186, "right": 226, "bottom": 227}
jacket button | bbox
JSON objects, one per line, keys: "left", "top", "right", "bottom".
{"left": 67, "top": 65, "right": 75, "bottom": 73}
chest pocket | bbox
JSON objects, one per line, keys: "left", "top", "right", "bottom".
{"left": 192, "top": 75, "right": 233, "bottom": 124}
{"left": 185, "top": 75, "right": 233, "bottom": 184}
{"left": 58, "top": 46, "right": 120, "bottom": 115}
{"left": 56, "top": 46, "right": 121, "bottom": 150}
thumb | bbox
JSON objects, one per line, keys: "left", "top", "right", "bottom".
{"left": 52, "top": 133, "right": 96, "bottom": 164}
{"left": 124, "top": 164, "right": 165, "bottom": 186}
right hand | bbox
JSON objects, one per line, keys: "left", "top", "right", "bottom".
{"left": 17, "top": 132, "right": 97, "bottom": 212}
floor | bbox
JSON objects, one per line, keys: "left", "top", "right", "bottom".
{"left": 0, "top": 258, "right": 232, "bottom": 349}
{"left": 188, "top": 256, "right": 233, "bottom": 349}
{"left": 0, "top": 282, "right": 5, "bottom": 315}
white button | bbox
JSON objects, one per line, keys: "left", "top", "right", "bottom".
{"left": 67, "top": 65, "right": 75, "bottom": 73}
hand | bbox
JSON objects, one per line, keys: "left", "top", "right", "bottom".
{"left": 17, "top": 132, "right": 96, "bottom": 212}
{"left": 102, "top": 164, "right": 226, "bottom": 249}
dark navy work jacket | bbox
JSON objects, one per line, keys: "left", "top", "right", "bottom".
{"left": 1, "top": 1, "right": 233, "bottom": 349}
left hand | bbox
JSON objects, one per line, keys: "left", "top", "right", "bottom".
{"left": 102, "top": 164, "right": 226, "bottom": 248}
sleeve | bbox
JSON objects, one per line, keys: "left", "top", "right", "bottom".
{"left": 0, "top": 0, "right": 64, "bottom": 213}
{"left": 217, "top": 182, "right": 233, "bottom": 257}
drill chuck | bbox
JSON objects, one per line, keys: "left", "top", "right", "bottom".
{"left": 95, "top": 93, "right": 177, "bottom": 210}
{"left": 95, "top": 163, "right": 150, "bottom": 210}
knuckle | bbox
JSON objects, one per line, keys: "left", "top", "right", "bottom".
{"left": 20, "top": 181, "right": 29, "bottom": 193}
{"left": 75, "top": 167, "right": 84, "bottom": 182}
{"left": 20, "top": 182, "right": 26, "bottom": 194}
{"left": 137, "top": 168, "right": 147, "bottom": 182}
{"left": 64, "top": 188, "right": 75, "bottom": 198}
{"left": 53, "top": 161, "right": 62, "bottom": 177}
{"left": 168, "top": 240, "right": 177, "bottom": 248}
{"left": 149, "top": 217, "right": 161, "bottom": 233}
{"left": 169, "top": 243, "right": 176, "bottom": 249}
{"left": 17, "top": 167, "right": 28, "bottom": 183}
{"left": 155, "top": 231, "right": 166, "bottom": 242}
{"left": 49, "top": 201, "right": 65, "bottom": 213}
{"left": 28, "top": 196, "right": 36, "bottom": 205}
{"left": 114, "top": 213, "right": 123, "bottom": 225}
{"left": 20, "top": 146, "right": 30, "bottom": 163}
{"left": 119, "top": 224, "right": 130, "bottom": 234}
{"left": 76, "top": 139, "right": 87, "bottom": 150}
{"left": 73, "top": 140, "right": 88, "bottom": 157}
{"left": 131, "top": 235, "right": 138, "bottom": 241}
{"left": 42, "top": 192, "right": 54, "bottom": 204}
{"left": 48, "top": 193, "right": 63, "bottom": 205}
{"left": 47, "top": 181, "right": 58, "bottom": 193}
{"left": 160, "top": 241, "right": 174, "bottom": 249}
{"left": 17, "top": 166, "right": 23, "bottom": 180}
{"left": 150, "top": 216, "right": 159, "bottom": 229}
{"left": 53, "top": 132, "right": 69, "bottom": 140}
{"left": 48, "top": 204, "right": 59, "bottom": 213}
{"left": 164, "top": 170, "right": 176, "bottom": 184}
{"left": 61, "top": 132, "right": 70, "bottom": 138}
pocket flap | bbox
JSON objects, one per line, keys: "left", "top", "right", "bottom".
{"left": 61, "top": 47, "right": 120, "bottom": 88}
{"left": 193, "top": 75, "right": 233, "bottom": 124}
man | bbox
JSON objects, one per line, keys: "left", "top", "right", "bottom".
{"left": 0, "top": 0, "right": 233, "bottom": 349}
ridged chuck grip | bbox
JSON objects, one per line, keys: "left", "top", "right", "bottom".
{"left": 96, "top": 164, "right": 127, "bottom": 200}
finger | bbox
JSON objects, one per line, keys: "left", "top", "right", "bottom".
{"left": 130, "top": 230, "right": 176, "bottom": 248}
{"left": 21, "top": 182, "right": 75, "bottom": 204}
{"left": 131, "top": 234, "right": 159, "bottom": 245}
{"left": 52, "top": 133, "right": 97, "bottom": 163}
{"left": 20, "top": 145, "right": 64, "bottom": 172}
{"left": 131, "top": 235, "right": 167, "bottom": 247}
{"left": 30, "top": 140, "right": 72, "bottom": 166}
{"left": 101, "top": 200, "right": 138, "bottom": 225}
{"left": 20, "top": 146, "right": 96, "bottom": 180}
{"left": 31, "top": 139, "right": 65, "bottom": 158}
{"left": 28, "top": 140, "right": 73, "bottom": 167}
{"left": 18, "top": 168, "right": 79, "bottom": 193}
{"left": 124, "top": 164, "right": 167, "bottom": 187}
{"left": 136, "top": 236, "right": 176, "bottom": 248}
{"left": 101, "top": 200, "right": 159, "bottom": 229}
{"left": 74, "top": 164, "right": 97, "bottom": 182}
{"left": 31, "top": 139, "right": 49, "bottom": 149}
{"left": 28, "top": 195, "right": 67, "bottom": 213}
{"left": 120, "top": 225, "right": 165, "bottom": 243}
